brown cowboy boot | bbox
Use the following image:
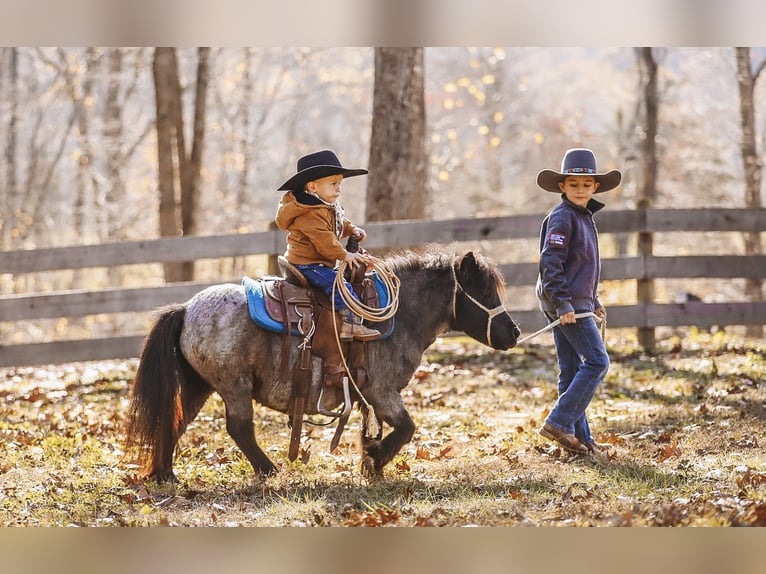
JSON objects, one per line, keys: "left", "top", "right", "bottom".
{"left": 340, "top": 312, "right": 381, "bottom": 342}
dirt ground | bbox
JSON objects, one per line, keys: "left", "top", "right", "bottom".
{"left": 0, "top": 329, "right": 764, "bottom": 526}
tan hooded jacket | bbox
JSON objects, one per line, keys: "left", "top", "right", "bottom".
{"left": 275, "top": 191, "right": 356, "bottom": 267}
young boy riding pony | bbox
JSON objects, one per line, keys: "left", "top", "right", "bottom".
{"left": 275, "top": 149, "right": 381, "bottom": 342}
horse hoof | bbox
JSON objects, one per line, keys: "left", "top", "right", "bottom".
{"left": 145, "top": 471, "right": 178, "bottom": 484}
{"left": 258, "top": 462, "right": 278, "bottom": 477}
{"left": 360, "top": 455, "right": 383, "bottom": 481}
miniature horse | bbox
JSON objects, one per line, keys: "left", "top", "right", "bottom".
{"left": 125, "top": 249, "right": 519, "bottom": 481}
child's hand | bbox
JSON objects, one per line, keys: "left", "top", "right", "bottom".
{"left": 344, "top": 251, "right": 370, "bottom": 266}
{"left": 352, "top": 227, "right": 367, "bottom": 242}
{"left": 559, "top": 311, "right": 576, "bottom": 325}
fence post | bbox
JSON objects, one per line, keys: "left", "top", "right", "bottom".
{"left": 267, "top": 220, "right": 280, "bottom": 276}
{"left": 636, "top": 206, "right": 655, "bottom": 349}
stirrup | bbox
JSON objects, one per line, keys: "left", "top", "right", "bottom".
{"left": 277, "top": 255, "right": 309, "bottom": 288}
{"left": 317, "top": 376, "right": 352, "bottom": 418}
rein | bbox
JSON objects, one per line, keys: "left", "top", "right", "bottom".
{"left": 325, "top": 257, "right": 402, "bottom": 437}
{"left": 450, "top": 263, "right": 511, "bottom": 348}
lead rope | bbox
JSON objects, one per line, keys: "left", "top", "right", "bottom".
{"left": 516, "top": 311, "right": 604, "bottom": 345}
{"left": 448, "top": 259, "right": 604, "bottom": 345}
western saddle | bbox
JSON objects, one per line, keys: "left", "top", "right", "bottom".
{"left": 274, "top": 256, "right": 373, "bottom": 461}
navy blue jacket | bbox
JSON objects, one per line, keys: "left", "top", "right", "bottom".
{"left": 536, "top": 195, "right": 605, "bottom": 317}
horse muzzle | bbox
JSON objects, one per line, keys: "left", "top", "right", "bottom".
{"left": 487, "top": 312, "right": 521, "bottom": 350}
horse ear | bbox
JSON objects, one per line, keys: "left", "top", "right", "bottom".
{"left": 458, "top": 251, "right": 478, "bottom": 273}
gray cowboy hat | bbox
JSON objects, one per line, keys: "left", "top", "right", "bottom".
{"left": 536, "top": 148, "right": 622, "bottom": 193}
{"left": 277, "top": 149, "right": 368, "bottom": 191}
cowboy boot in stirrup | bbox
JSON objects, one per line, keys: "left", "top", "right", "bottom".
{"left": 340, "top": 311, "right": 381, "bottom": 342}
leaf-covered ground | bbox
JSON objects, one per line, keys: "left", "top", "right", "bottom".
{"left": 1, "top": 330, "right": 764, "bottom": 526}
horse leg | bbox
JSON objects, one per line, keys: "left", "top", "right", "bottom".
{"left": 159, "top": 374, "right": 214, "bottom": 481}
{"left": 126, "top": 303, "right": 210, "bottom": 483}
{"left": 147, "top": 358, "right": 213, "bottom": 483}
{"left": 220, "top": 386, "right": 277, "bottom": 477}
{"left": 145, "top": 386, "right": 211, "bottom": 482}
{"left": 359, "top": 395, "right": 415, "bottom": 479}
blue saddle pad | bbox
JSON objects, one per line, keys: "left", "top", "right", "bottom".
{"left": 242, "top": 276, "right": 295, "bottom": 335}
{"left": 242, "top": 272, "right": 394, "bottom": 339}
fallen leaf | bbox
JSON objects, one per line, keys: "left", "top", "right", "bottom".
{"left": 735, "top": 467, "right": 766, "bottom": 489}
{"left": 415, "top": 515, "right": 437, "bottom": 526}
{"left": 343, "top": 507, "right": 400, "bottom": 527}
{"left": 415, "top": 445, "right": 432, "bottom": 460}
{"left": 595, "top": 432, "right": 625, "bottom": 446}
{"left": 657, "top": 439, "right": 681, "bottom": 462}
{"left": 741, "top": 502, "right": 766, "bottom": 526}
{"left": 437, "top": 445, "right": 454, "bottom": 459}
{"left": 300, "top": 446, "right": 311, "bottom": 464}
{"left": 657, "top": 431, "right": 674, "bottom": 443}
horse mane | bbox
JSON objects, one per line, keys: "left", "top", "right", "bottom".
{"left": 382, "top": 246, "right": 506, "bottom": 297}
{"left": 382, "top": 246, "right": 455, "bottom": 273}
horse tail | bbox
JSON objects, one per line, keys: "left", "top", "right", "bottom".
{"left": 125, "top": 303, "right": 198, "bottom": 479}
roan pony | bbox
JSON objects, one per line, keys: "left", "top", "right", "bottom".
{"left": 125, "top": 249, "right": 520, "bottom": 482}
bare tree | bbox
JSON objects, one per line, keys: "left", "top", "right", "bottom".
{"left": 366, "top": 48, "right": 427, "bottom": 222}
{"left": 734, "top": 47, "right": 765, "bottom": 337}
{"left": 101, "top": 49, "right": 154, "bottom": 243}
{"left": 636, "top": 47, "right": 661, "bottom": 350}
{"left": 24, "top": 51, "right": 76, "bottom": 251}
{"left": 179, "top": 47, "right": 210, "bottom": 279}
{"left": 103, "top": 48, "right": 125, "bottom": 248}
{"left": 152, "top": 47, "right": 210, "bottom": 282}
{"left": 1, "top": 48, "right": 18, "bottom": 251}
{"left": 153, "top": 48, "right": 183, "bottom": 282}
{"left": 54, "top": 48, "right": 102, "bottom": 249}
{"left": 102, "top": 48, "right": 154, "bottom": 284}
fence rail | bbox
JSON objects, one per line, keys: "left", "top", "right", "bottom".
{"left": 1, "top": 208, "right": 765, "bottom": 368}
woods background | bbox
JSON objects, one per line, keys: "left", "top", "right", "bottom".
{"left": 1, "top": 47, "right": 765, "bottom": 357}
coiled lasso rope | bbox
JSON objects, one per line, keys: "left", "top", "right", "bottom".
{"left": 334, "top": 258, "right": 401, "bottom": 323}
{"left": 330, "top": 256, "right": 401, "bottom": 436}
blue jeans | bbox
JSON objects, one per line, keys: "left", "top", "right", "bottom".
{"left": 544, "top": 312, "right": 609, "bottom": 446}
{"left": 295, "top": 263, "right": 360, "bottom": 311}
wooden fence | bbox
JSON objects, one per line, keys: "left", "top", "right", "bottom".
{"left": 1, "top": 208, "right": 765, "bottom": 368}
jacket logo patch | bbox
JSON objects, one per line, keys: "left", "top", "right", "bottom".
{"left": 547, "top": 232, "right": 568, "bottom": 247}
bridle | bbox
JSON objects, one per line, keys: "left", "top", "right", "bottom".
{"left": 450, "top": 263, "right": 512, "bottom": 348}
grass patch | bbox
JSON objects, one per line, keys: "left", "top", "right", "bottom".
{"left": 1, "top": 334, "right": 764, "bottom": 526}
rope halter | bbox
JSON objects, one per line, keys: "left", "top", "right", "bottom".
{"left": 451, "top": 263, "right": 510, "bottom": 348}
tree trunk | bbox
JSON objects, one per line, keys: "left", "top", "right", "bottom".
{"left": 2, "top": 48, "right": 18, "bottom": 251}
{"left": 734, "top": 47, "right": 765, "bottom": 338}
{"left": 178, "top": 47, "right": 210, "bottom": 280}
{"left": 103, "top": 48, "right": 125, "bottom": 286}
{"left": 366, "top": 48, "right": 427, "bottom": 223}
{"left": 236, "top": 47, "right": 254, "bottom": 227}
{"left": 61, "top": 47, "right": 100, "bottom": 288}
{"left": 61, "top": 48, "right": 100, "bottom": 247}
{"left": 482, "top": 49, "right": 505, "bottom": 199}
{"left": 152, "top": 47, "right": 209, "bottom": 283}
{"left": 636, "top": 47, "right": 659, "bottom": 350}
{"left": 233, "top": 47, "right": 254, "bottom": 277}
{"left": 152, "top": 48, "right": 184, "bottom": 283}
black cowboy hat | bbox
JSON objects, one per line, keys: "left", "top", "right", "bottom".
{"left": 277, "top": 149, "right": 368, "bottom": 191}
{"left": 536, "top": 148, "right": 622, "bottom": 193}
